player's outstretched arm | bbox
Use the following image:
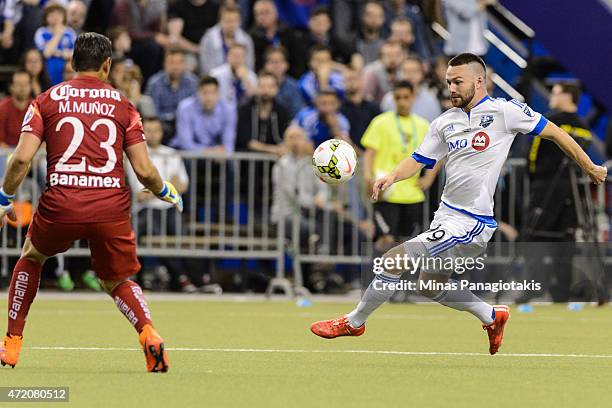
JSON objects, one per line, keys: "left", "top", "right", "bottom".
{"left": 538, "top": 121, "right": 607, "bottom": 184}
{"left": 0, "top": 132, "right": 42, "bottom": 224}
{"left": 371, "top": 157, "right": 425, "bottom": 201}
{"left": 125, "top": 143, "right": 184, "bottom": 212}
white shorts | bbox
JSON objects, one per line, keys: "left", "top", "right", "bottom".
{"left": 403, "top": 203, "right": 497, "bottom": 275}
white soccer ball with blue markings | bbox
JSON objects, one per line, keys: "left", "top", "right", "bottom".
{"left": 312, "top": 139, "right": 357, "bottom": 185}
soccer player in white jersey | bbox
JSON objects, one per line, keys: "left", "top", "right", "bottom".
{"left": 310, "top": 53, "right": 607, "bottom": 354}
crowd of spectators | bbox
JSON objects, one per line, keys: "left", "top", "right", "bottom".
{"left": 0, "top": 0, "right": 506, "bottom": 292}
{"left": 0, "top": 0, "right": 498, "bottom": 152}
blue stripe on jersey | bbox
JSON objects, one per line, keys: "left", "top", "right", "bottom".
{"left": 528, "top": 116, "right": 548, "bottom": 136}
{"left": 411, "top": 152, "right": 436, "bottom": 169}
{"left": 429, "top": 222, "right": 485, "bottom": 257}
{"left": 429, "top": 221, "right": 482, "bottom": 252}
{"left": 442, "top": 201, "right": 497, "bottom": 228}
{"left": 473, "top": 95, "right": 491, "bottom": 108}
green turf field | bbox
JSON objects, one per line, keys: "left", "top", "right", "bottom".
{"left": 1, "top": 296, "right": 611, "bottom": 408}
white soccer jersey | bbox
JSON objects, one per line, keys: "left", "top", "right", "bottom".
{"left": 412, "top": 95, "right": 548, "bottom": 219}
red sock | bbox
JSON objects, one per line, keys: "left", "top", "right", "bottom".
{"left": 7, "top": 258, "right": 42, "bottom": 336}
{"left": 111, "top": 280, "right": 152, "bottom": 333}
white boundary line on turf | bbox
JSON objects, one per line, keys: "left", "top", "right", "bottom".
{"left": 26, "top": 346, "right": 612, "bottom": 359}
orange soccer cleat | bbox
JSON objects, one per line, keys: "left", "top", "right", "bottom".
{"left": 139, "top": 324, "right": 169, "bottom": 373}
{"left": 483, "top": 305, "right": 510, "bottom": 355}
{"left": 1, "top": 334, "right": 23, "bottom": 368}
{"left": 310, "top": 315, "right": 365, "bottom": 339}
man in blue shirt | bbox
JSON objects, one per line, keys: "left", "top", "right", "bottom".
{"left": 171, "top": 76, "right": 236, "bottom": 152}
{"left": 292, "top": 89, "right": 350, "bottom": 147}
{"left": 145, "top": 49, "right": 198, "bottom": 123}
{"left": 263, "top": 46, "right": 304, "bottom": 118}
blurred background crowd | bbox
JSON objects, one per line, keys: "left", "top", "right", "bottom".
{"left": 0, "top": 0, "right": 610, "bottom": 302}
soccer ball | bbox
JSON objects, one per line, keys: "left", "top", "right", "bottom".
{"left": 312, "top": 139, "right": 357, "bottom": 185}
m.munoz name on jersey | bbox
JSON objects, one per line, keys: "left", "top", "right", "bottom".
{"left": 49, "top": 172, "right": 121, "bottom": 188}
{"left": 58, "top": 100, "right": 116, "bottom": 117}
{"left": 51, "top": 84, "right": 120, "bottom": 117}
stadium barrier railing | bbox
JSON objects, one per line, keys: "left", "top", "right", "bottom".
{"left": 1, "top": 150, "right": 608, "bottom": 292}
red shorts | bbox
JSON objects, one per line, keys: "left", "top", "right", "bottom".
{"left": 27, "top": 212, "right": 141, "bottom": 281}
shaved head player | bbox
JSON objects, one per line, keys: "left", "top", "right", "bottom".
{"left": 0, "top": 33, "right": 183, "bottom": 372}
{"left": 311, "top": 53, "right": 607, "bottom": 354}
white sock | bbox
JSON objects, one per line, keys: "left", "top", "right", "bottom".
{"left": 347, "top": 272, "right": 400, "bottom": 328}
{"left": 432, "top": 279, "right": 495, "bottom": 325}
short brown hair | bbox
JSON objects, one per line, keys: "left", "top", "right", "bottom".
{"left": 107, "top": 26, "right": 128, "bottom": 44}
{"left": 448, "top": 53, "right": 487, "bottom": 74}
{"left": 72, "top": 32, "right": 112, "bottom": 72}
{"left": 199, "top": 75, "right": 219, "bottom": 88}
{"left": 257, "top": 70, "right": 279, "bottom": 86}
{"left": 220, "top": 4, "right": 241, "bottom": 18}
{"left": 43, "top": 2, "right": 67, "bottom": 26}
{"left": 557, "top": 83, "right": 581, "bottom": 105}
{"left": 264, "top": 45, "right": 289, "bottom": 63}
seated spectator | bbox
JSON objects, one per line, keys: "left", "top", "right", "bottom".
{"left": 109, "top": 56, "right": 128, "bottom": 88}
{"left": 341, "top": 68, "right": 381, "bottom": 151}
{"left": 199, "top": 4, "right": 254, "bottom": 75}
{"left": 271, "top": 125, "right": 363, "bottom": 256}
{"left": 125, "top": 117, "right": 198, "bottom": 292}
{"left": 171, "top": 76, "right": 236, "bottom": 152}
{"left": 0, "top": 71, "right": 32, "bottom": 147}
{"left": 19, "top": 48, "right": 51, "bottom": 97}
{"left": 116, "top": 63, "right": 156, "bottom": 119}
{"left": 210, "top": 43, "right": 257, "bottom": 108}
{"left": 351, "top": 1, "right": 386, "bottom": 66}
{"left": 108, "top": 26, "right": 132, "bottom": 60}
{"left": 67, "top": 0, "right": 87, "bottom": 34}
{"left": 111, "top": 0, "right": 168, "bottom": 81}
{"left": 362, "top": 40, "right": 404, "bottom": 104}
{"left": 168, "top": 0, "right": 218, "bottom": 50}
{"left": 305, "top": 6, "right": 355, "bottom": 67}
{"left": 145, "top": 49, "right": 198, "bottom": 133}
{"left": 263, "top": 45, "right": 304, "bottom": 118}
{"left": 385, "top": 0, "right": 437, "bottom": 61}
{"left": 164, "top": 10, "right": 200, "bottom": 59}
{"left": 271, "top": 125, "right": 327, "bottom": 230}
{"left": 292, "top": 89, "right": 350, "bottom": 147}
{"left": 236, "top": 71, "right": 290, "bottom": 153}
{"left": 34, "top": 2, "right": 77, "bottom": 85}
{"left": 250, "top": 0, "right": 306, "bottom": 78}
{"left": 299, "top": 45, "right": 345, "bottom": 106}
{"left": 388, "top": 17, "right": 417, "bottom": 57}
{"left": 380, "top": 55, "right": 441, "bottom": 121}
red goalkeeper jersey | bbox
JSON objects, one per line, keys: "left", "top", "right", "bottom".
{"left": 21, "top": 75, "right": 146, "bottom": 223}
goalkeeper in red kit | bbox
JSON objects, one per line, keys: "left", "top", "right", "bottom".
{"left": 0, "top": 33, "right": 182, "bottom": 372}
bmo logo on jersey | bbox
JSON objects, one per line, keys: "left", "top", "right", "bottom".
{"left": 448, "top": 138, "right": 468, "bottom": 152}
{"left": 471, "top": 132, "right": 490, "bottom": 151}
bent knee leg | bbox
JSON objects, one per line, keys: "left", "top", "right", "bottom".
{"left": 99, "top": 279, "right": 129, "bottom": 294}
{"left": 380, "top": 240, "right": 428, "bottom": 276}
{"left": 21, "top": 238, "right": 48, "bottom": 265}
